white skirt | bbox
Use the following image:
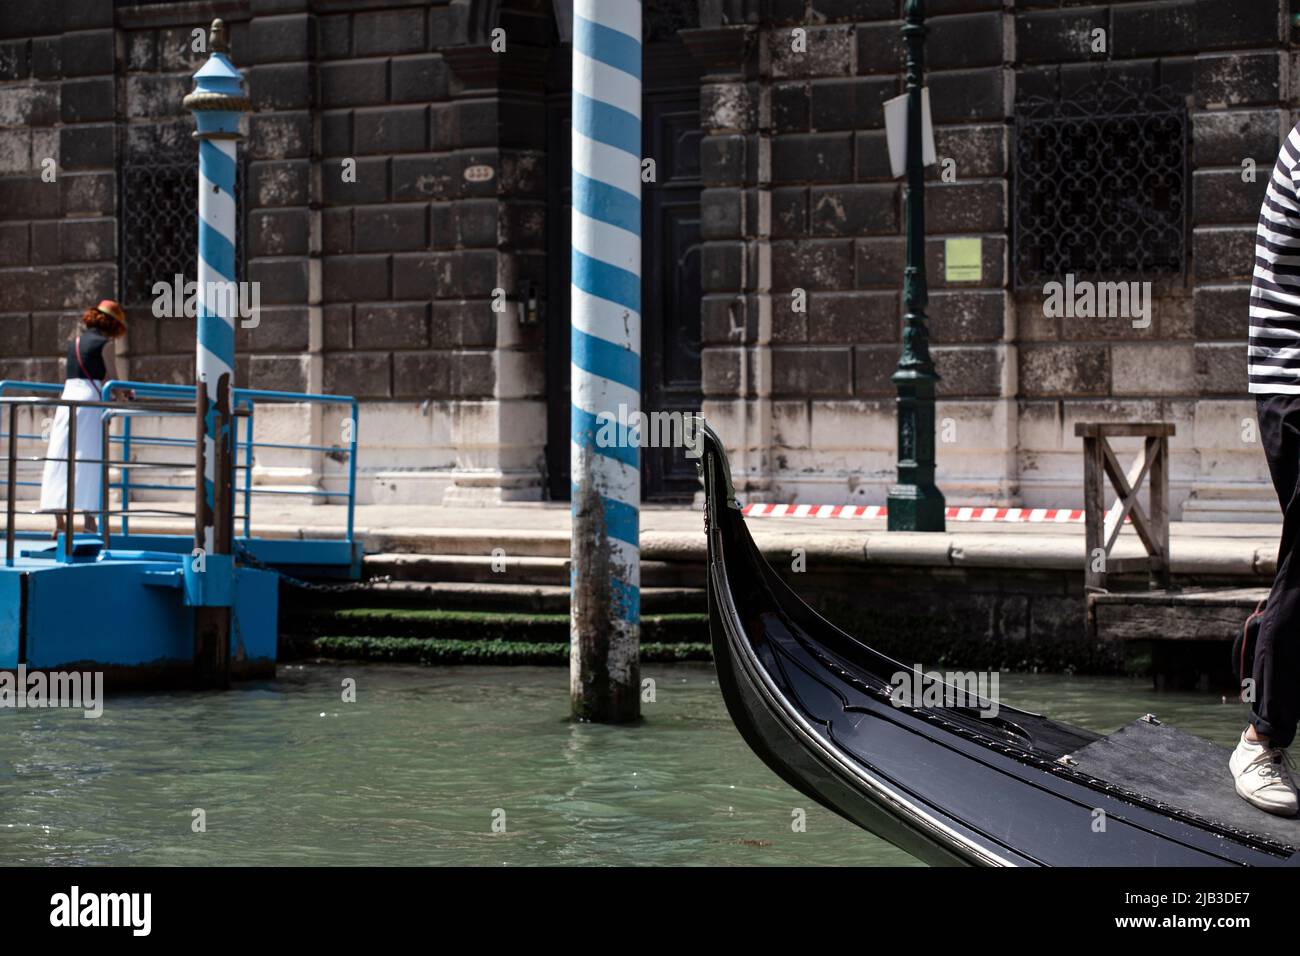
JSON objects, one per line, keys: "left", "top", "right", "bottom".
{"left": 39, "top": 379, "right": 106, "bottom": 513}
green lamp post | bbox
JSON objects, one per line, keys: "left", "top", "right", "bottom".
{"left": 887, "top": 0, "right": 945, "bottom": 532}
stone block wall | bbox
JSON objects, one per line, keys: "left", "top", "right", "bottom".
{"left": 116, "top": 7, "right": 248, "bottom": 388}
{"left": 0, "top": 0, "right": 550, "bottom": 505}
{"left": 690, "top": 0, "right": 1019, "bottom": 505}
{"left": 290, "top": 0, "right": 550, "bottom": 503}
{"left": 2, "top": 0, "right": 1296, "bottom": 512}
{"left": 692, "top": 0, "right": 1295, "bottom": 516}
{"left": 1009, "top": 0, "right": 1290, "bottom": 516}
{"left": 0, "top": 0, "right": 118, "bottom": 386}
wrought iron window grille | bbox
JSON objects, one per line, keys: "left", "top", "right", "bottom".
{"left": 1013, "top": 82, "right": 1188, "bottom": 290}
{"left": 119, "top": 144, "right": 247, "bottom": 308}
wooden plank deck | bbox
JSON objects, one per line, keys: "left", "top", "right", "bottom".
{"left": 1070, "top": 717, "right": 1298, "bottom": 850}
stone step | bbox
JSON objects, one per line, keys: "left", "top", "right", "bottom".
{"left": 1180, "top": 498, "right": 1280, "bottom": 523}
{"left": 364, "top": 528, "right": 571, "bottom": 558}
{"left": 283, "top": 580, "right": 706, "bottom": 614}
{"left": 1182, "top": 484, "right": 1275, "bottom": 501}
{"left": 284, "top": 635, "right": 713, "bottom": 666}
{"left": 363, "top": 552, "right": 704, "bottom": 588}
{"left": 361, "top": 528, "right": 715, "bottom": 561}
{"left": 1181, "top": 487, "right": 1279, "bottom": 524}
{"left": 280, "top": 607, "right": 709, "bottom": 644}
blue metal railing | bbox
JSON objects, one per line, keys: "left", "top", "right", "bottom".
{"left": 0, "top": 393, "right": 201, "bottom": 564}
{"left": 0, "top": 382, "right": 62, "bottom": 395}
{"left": 0, "top": 379, "right": 358, "bottom": 547}
{"left": 0, "top": 381, "right": 64, "bottom": 496}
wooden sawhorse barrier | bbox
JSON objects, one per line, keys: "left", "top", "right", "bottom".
{"left": 1075, "top": 422, "right": 1174, "bottom": 593}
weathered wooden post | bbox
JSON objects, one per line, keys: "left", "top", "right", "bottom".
{"left": 569, "top": 0, "right": 642, "bottom": 722}
{"left": 183, "top": 19, "right": 248, "bottom": 689}
{"left": 1076, "top": 422, "right": 1175, "bottom": 592}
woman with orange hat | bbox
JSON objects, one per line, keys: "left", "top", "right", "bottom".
{"left": 39, "top": 300, "right": 133, "bottom": 537}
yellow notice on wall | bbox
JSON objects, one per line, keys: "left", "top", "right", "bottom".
{"left": 945, "top": 238, "right": 982, "bottom": 283}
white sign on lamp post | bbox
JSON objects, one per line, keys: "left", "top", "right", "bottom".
{"left": 884, "top": 88, "right": 937, "bottom": 179}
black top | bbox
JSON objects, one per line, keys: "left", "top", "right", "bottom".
{"left": 66, "top": 329, "right": 109, "bottom": 381}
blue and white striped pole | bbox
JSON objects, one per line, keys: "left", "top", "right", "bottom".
{"left": 184, "top": 19, "right": 248, "bottom": 688}
{"left": 570, "top": 0, "right": 642, "bottom": 722}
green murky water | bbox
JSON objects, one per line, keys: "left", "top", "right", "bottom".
{"left": 0, "top": 663, "right": 1256, "bottom": 866}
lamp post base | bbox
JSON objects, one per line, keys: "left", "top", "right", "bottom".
{"left": 886, "top": 483, "right": 946, "bottom": 532}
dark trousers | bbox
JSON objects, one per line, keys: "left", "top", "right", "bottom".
{"left": 1253, "top": 395, "right": 1300, "bottom": 748}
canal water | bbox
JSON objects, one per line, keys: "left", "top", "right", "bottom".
{"left": 0, "top": 663, "right": 1256, "bottom": 866}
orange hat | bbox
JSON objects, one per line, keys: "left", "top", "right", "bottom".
{"left": 94, "top": 299, "right": 126, "bottom": 325}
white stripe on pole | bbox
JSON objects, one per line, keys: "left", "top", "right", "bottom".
{"left": 572, "top": 50, "right": 641, "bottom": 117}
{"left": 570, "top": 285, "right": 642, "bottom": 343}
{"left": 572, "top": 211, "right": 640, "bottom": 267}
{"left": 571, "top": 129, "right": 643, "bottom": 197}
{"left": 588, "top": 0, "right": 640, "bottom": 39}
{"left": 570, "top": 365, "right": 639, "bottom": 420}
{"left": 198, "top": 170, "right": 237, "bottom": 230}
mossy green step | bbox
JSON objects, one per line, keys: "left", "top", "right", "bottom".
{"left": 305, "top": 636, "right": 713, "bottom": 666}
{"left": 282, "top": 608, "right": 709, "bottom": 644}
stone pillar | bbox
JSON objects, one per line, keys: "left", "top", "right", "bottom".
{"left": 682, "top": 24, "right": 776, "bottom": 501}
{"left": 437, "top": 35, "right": 549, "bottom": 504}
{"left": 246, "top": 0, "right": 325, "bottom": 501}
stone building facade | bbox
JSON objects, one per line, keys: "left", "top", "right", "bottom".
{"left": 0, "top": 0, "right": 1292, "bottom": 515}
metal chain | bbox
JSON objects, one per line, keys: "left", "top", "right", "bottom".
{"left": 232, "top": 540, "right": 390, "bottom": 594}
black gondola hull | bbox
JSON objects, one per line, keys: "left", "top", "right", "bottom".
{"left": 700, "top": 424, "right": 1298, "bottom": 867}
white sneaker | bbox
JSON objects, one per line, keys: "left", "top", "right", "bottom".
{"left": 1229, "top": 732, "right": 1298, "bottom": 817}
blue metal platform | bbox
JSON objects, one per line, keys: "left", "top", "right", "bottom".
{"left": 0, "top": 380, "right": 361, "bottom": 687}
{"left": 0, "top": 539, "right": 278, "bottom": 685}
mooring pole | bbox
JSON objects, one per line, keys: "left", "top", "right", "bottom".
{"left": 184, "top": 20, "right": 248, "bottom": 689}
{"left": 887, "top": 0, "right": 945, "bottom": 532}
{"left": 569, "top": 0, "right": 642, "bottom": 722}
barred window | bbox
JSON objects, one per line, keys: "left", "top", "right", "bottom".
{"left": 1013, "top": 83, "right": 1188, "bottom": 290}
{"left": 119, "top": 142, "right": 246, "bottom": 307}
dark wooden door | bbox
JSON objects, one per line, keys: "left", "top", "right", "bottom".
{"left": 543, "top": 40, "right": 703, "bottom": 501}
{"left": 639, "top": 87, "right": 703, "bottom": 498}
{"left": 544, "top": 69, "right": 573, "bottom": 501}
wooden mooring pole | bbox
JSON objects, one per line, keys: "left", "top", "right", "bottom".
{"left": 569, "top": 0, "right": 642, "bottom": 722}
{"left": 184, "top": 20, "right": 249, "bottom": 689}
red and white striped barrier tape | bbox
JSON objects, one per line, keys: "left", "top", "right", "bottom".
{"left": 741, "top": 503, "right": 1089, "bottom": 523}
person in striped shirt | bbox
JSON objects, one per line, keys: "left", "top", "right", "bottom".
{"left": 1235, "top": 122, "right": 1300, "bottom": 816}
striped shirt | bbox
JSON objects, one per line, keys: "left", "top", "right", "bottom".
{"left": 1250, "top": 123, "right": 1300, "bottom": 394}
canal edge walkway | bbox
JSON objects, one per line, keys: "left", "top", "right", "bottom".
{"left": 10, "top": 500, "right": 1280, "bottom": 578}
